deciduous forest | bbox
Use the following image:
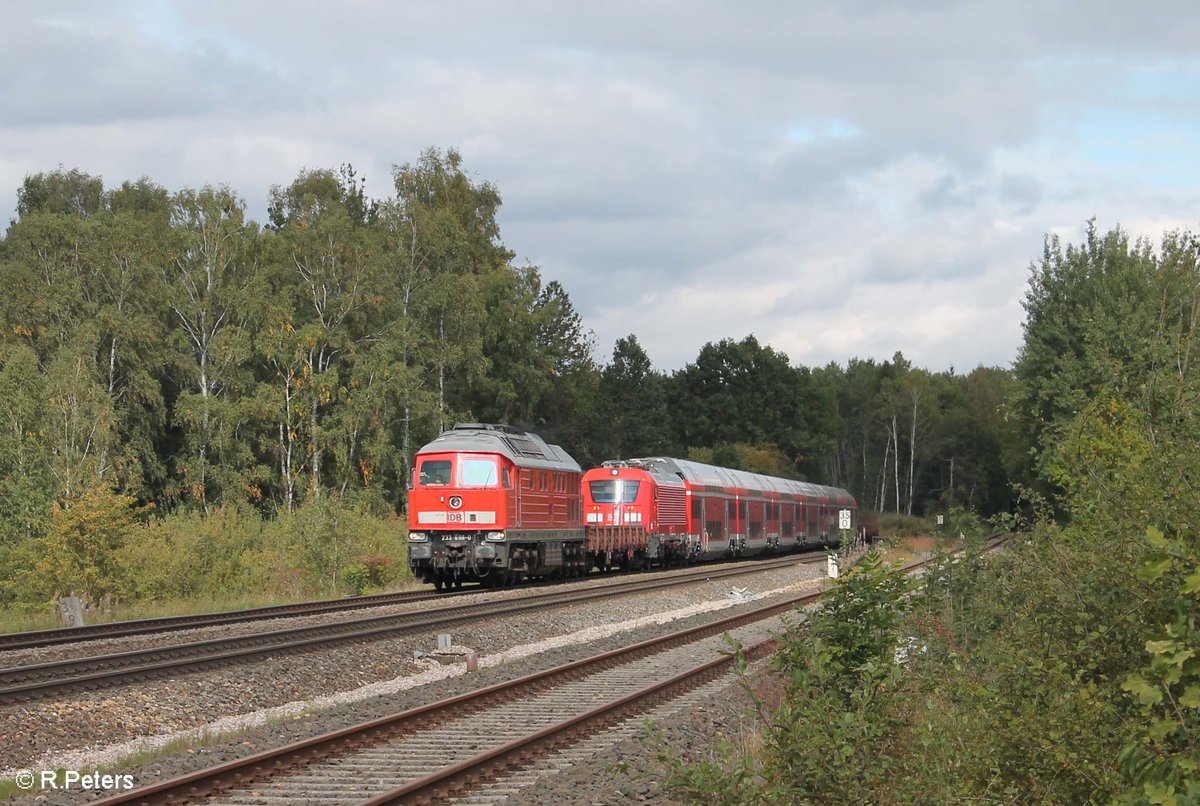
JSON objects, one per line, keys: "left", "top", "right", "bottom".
{"left": 0, "top": 151, "right": 1024, "bottom": 613}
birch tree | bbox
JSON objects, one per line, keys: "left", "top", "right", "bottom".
{"left": 166, "top": 186, "right": 257, "bottom": 511}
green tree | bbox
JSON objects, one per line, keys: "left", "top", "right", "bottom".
{"left": 593, "top": 335, "right": 670, "bottom": 461}
{"left": 16, "top": 167, "right": 104, "bottom": 220}
{"left": 1014, "top": 220, "right": 1159, "bottom": 504}
{"left": 673, "top": 336, "right": 836, "bottom": 478}
{"left": 27, "top": 487, "right": 139, "bottom": 606}
{"left": 530, "top": 280, "right": 600, "bottom": 464}
{"left": 0, "top": 346, "right": 53, "bottom": 556}
{"left": 166, "top": 186, "right": 259, "bottom": 510}
{"left": 267, "top": 167, "right": 384, "bottom": 502}
{"left": 382, "top": 148, "right": 495, "bottom": 479}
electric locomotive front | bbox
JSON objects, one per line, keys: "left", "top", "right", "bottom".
{"left": 407, "top": 424, "right": 584, "bottom": 588}
{"left": 581, "top": 461, "right": 690, "bottom": 570}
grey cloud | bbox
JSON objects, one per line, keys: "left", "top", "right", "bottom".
{"left": 999, "top": 174, "right": 1043, "bottom": 214}
{"left": 2, "top": 0, "right": 1198, "bottom": 375}
{"left": 920, "top": 174, "right": 984, "bottom": 211}
{"left": 0, "top": 5, "right": 291, "bottom": 127}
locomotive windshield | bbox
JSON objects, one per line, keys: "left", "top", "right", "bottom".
{"left": 418, "top": 459, "right": 452, "bottom": 486}
{"left": 589, "top": 480, "right": 641, "bottom": 503}
{"left": 460, "top": 458, "right": 499, "bottom": 487}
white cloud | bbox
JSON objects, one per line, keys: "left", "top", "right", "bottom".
{"left": 2, "top": 0, "right": 1198, "bottom": 373}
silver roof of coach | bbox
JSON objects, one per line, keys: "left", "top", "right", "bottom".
{"left": 622, "top": 456, "right": 854, "bottom": 503}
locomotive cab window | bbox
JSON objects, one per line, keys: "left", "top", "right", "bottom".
{"left": 589, "top": 480, "right": 640, "bottom": 503}
{"left": 459, "top": 458, "right": 498, "bottom": 487}
{"left": 418, "top": 460, "right": 452, "bottom": 486}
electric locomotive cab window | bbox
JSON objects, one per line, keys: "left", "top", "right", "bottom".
{"left": 418, "top": 460, "right": 452, "bottom": 486}
{"left": 459, "top": 458, "right": 499, "bottom": 487}
{"left": 589, "top": 480, "right": 640, "bottom": 503}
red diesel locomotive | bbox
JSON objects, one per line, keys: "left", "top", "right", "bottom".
{"left": 582, "top": 457, "right": 857, "bottom": 569}
{"left": 406, "top": 424, "right": 586, "bottom": 588}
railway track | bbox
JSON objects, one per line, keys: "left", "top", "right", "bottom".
{"left": 0, "top": 589, "right": 490, "bottom": 653}
{"left": 92, "top": 536, "right": 1006, "bottom": 806}
{"left": 0, "top": 551, "right": 827, "bottom": 652}
{"left": 94, "top": 577, "right": 804, "bottom": 806}
{"left": 0, "top": 554, "right": 822, "bottom": 702}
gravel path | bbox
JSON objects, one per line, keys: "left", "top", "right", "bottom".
{"left": 3, "top": 557, "right": 835, "bottom": 802}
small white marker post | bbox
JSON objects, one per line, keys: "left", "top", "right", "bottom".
{"left": 827, "top": 553, "right": 839, "bottom": 579}
{"left": 59, "top": 595, "right": 84, "bottom": 628}
{"left": 838, "top": 508, "right": 853, "bottom": 555}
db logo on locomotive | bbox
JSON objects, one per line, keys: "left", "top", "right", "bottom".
{"left": 448, "top": 496, "right": 463, "bottom": 509}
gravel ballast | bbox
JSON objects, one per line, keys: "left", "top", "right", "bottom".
{"left": 2, "top": 557, "right": 838, "bottom": 802}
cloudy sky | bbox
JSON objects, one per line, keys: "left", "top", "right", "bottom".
{"left": 2, "top": 2, "right": 1197, "bottom": 373}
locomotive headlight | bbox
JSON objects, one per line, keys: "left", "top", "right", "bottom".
{"left": 408, "top": 532, "right": 428, "bottom": 542}
{"left": 485, "top": 531, "right": 506, "bottom": 542}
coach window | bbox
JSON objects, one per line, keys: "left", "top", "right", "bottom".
{"left": 418, "top": 459, "right": 452, "bottom": 486}
{"left": 502, "top": 467, "right": 512, "bottom": 488}
{"left": 460, "top": 458, "right": 498, "bottom": 487}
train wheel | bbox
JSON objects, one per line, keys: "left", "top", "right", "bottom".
{"left": 433, "top": 575, "right": 445, "bottom": 591}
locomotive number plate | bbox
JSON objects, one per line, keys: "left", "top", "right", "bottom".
{"left": 417, "top": 511, "right": 498, "bottom": 525}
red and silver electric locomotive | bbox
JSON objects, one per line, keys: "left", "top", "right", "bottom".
{"left": 407, "top": 424, "right": 586, "bottom": 588}
{"left": 582, "top": 457, "right": 856, "bottom": 567}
